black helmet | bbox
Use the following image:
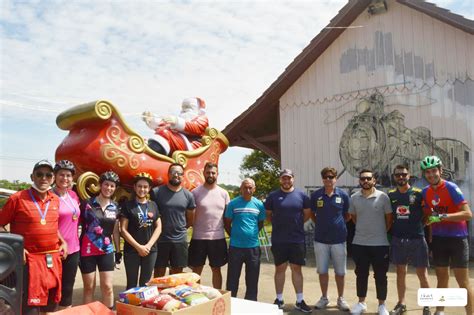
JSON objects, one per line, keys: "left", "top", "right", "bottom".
{"left": 54, "top": 160, "right": 76, "bottom": 175}
{"left": 99, "top": 171, "right": 120, "bottom": 185}
{"left": 133, "top": 172, "right": 153, "bottom": 185}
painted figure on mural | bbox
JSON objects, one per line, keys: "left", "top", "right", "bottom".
{"left": 339, "top": 92, "right": 470, "bottom": 186}
{"left": 142, "top": 97, "right": 209, "bottom": 156}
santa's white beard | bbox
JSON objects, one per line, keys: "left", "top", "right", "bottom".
{"left": 179, "top": 109, "right": 198, "bottom": 121}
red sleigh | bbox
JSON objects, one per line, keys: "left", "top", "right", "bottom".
{"left": 55, "top": 100, "right": 229, "bottom": 199}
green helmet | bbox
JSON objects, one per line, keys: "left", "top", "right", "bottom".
{"left": 420, "top": 155, "right": 442, "bottom": 170}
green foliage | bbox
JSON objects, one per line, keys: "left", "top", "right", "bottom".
{"left": 0, "top": 179, "right": 30, "bottom": 208}
{"left": 0, "top": 179, "right": 30, "bottom": 191}
{"left": 219, "top": 184, "right": 240, "bottom": 199}
{"left": 239, "top": 150, "right": 280, "bottom": 198}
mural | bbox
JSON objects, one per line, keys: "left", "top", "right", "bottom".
{"left": 339, "top": 92, "right": 471, "bottom": 186}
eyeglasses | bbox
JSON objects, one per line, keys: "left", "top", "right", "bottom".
{"left": 35, "top": 172, "right": 53, "bottom": 179}
{"left": 359, "top": 176, "right": 373, "bottom": 181}
{"left": 394, "top": 173, "right": 408, "bottom": 178}
{"left": 170, "top": 171, "right": 184, "bottom": 177}
{"left": 322, "top": 175, "right": 336, "bottom": 180}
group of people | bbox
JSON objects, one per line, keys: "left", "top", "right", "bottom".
{"left": 0, "top": 155, "right": 472, "bottom": 315}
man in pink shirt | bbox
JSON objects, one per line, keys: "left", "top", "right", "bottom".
{"left": 188, "top": 162, "right": 230, "bottom": 288}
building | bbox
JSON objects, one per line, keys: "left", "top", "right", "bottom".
{"left": 223, "top": 0, "right": 473, "bottom": 248}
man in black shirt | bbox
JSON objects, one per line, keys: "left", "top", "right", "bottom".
{"left": 150, "top": 163, "right": 196, "bottom": 277}
{"left": 388, "top": 165, "right": 431, "bottom": 315}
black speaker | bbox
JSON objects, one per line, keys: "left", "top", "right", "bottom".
{"left": 0, "top": 233, "right": 24, "bottom": 315}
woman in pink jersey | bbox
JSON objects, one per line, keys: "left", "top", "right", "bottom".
{"left": 53, "top": 160, "right": 81, "bottom": 309}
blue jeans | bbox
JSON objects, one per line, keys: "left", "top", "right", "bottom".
{"left": 226, "top": 246, "right": 261, "bottom": 301}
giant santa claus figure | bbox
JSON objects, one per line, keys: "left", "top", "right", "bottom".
{"left": 142, "top": 97, "right": 209, "bottom": 156}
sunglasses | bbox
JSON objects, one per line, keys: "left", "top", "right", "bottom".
{"left": 359, "top": 176, "right": 373, "bottom": 181}
{"left": 322, "top": 175, "right": 336, "bottom": 180}
{"left": 35, "top": 171, "right": 54, "bottom": 179}
{"left": 170, "top": 171, "right": 184, "bottom": 176}
{"left": 394, "top": 173, "right": 408, "bottom": 178}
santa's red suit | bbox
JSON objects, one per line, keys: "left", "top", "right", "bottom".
{"left": 145, "top": 97, "right": 208, "bottom": 155}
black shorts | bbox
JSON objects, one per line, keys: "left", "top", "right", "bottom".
{"left": 188, "top": 239, "right": 228, "bottom": 268}
{"left": 155, "top": 242, "right": 188, "bottom": 268}
{"left": 271, "top": 243, "right": 306, "bottom": 266}
{"left": 390, "top": 236, "right": 429, "bottom": 268}
{"left": 431, "top": 236, "right": 469, "bottom": 268}
{"left": 79, "top": 252, "right": 115, "bottom": 274}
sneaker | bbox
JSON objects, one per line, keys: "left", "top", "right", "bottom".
{"left": 378, "top": 304, "right": 389, "bottom": 315}
{"left": 337, "top": 296, "right": 350, "bottom": 311}
{"left": 315, "top": 296, "right": 329, "bottom": 309}
{"left": 350, "top": 302, "right": 367, "bottom": 314}
{"left": 295, "top": 300, "right": 312, "bottom": 313}
{"left": 423, "top": 306, "right": 431, "bottom": 315}
{"left": 273, "top": 298, "right": 284, "bottom": 309}
{"left": 390, "top": 303, "right": 407, "bottom": 315}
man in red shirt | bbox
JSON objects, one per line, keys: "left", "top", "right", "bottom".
{"left": 0, "top": 160, "right": 68, "bottom": 314}
{"left": 421, "top": 156, "right": 473, "bottom": 315}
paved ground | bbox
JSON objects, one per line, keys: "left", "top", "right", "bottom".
{"left": 69, "top": 251, "right": 473, "bottom": 314}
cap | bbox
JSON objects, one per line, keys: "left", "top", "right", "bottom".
{"left": 33, "top": 160, "right": 54, "bottom": 172}
{"left": 279, "top": 169, "right": 294, "bottom": 177}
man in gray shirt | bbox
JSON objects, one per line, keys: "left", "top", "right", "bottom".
{"left": 348, "top": 169, "right": 392, "bottom": 315}
{"left": 151, "top": 163, "right": 196, "bottom": 277}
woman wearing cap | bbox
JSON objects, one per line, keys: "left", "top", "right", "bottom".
{"left": 120, "top": 172, "right": 161, "bottom": 289}
{"left": 53, "top": 160, "right": 81, "bottom": 309}
{"left": 79, "top": 171, "right": 121, "bottom": 309}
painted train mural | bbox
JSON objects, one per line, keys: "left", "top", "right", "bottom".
{"left": 339, "top": 93, "right": 470, "bottom": 187}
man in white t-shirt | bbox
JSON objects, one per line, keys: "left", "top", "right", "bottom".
{"left": 188, "top": 162, "right": 230, "bottom": 289}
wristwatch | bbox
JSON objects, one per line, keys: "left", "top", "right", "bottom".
{"left": 439, "top": 213, "right": 448, "bottom": 221}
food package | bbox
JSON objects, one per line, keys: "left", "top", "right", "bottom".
{"left": 147, "top": 272, "right": 200, "bottom": 288}
{"left": 142, "top": 294, "right": 188, "bottom": 311}
{"left": 118, "top": 286, "right": 159, "bottom": 305}
{"left": 181, "top": 293, "right": 210, "bottom": 306}
{"left": 194, "top": 285, "right": 222, "bottom": 299}
{"left": 161, "top": 284, "right": 195, "bottom": 298}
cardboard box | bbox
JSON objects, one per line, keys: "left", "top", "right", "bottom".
{"left": 116, "top": 290, "right": 231, "bottom": 315}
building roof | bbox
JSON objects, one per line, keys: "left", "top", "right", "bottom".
{"left": 223, "top": 0, "right": 474, "bottom": 160}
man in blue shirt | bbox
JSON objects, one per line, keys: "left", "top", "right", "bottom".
{"left": 265, "top": 169, "right": 311, "bottom": 313}
{"left": 224, "top": 178, "right": 266, "bottom": 301}
{"left": 310, "top": 167, "right": 351, "bottom": 312}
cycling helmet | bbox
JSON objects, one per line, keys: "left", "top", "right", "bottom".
{"left": 133, "top": 172, "right": 153, "bottom": 185}
{"left": 420, "top": 155, "right": 442, "bottom": 170}
{"left": 53, "top": 160, "right": 76, "bottom": 175}
{"left": 99, "top": 171, "right": 120, "bottom": 185}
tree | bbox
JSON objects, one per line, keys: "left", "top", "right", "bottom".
{"left": 0, "top": 179, "right": 30, "bottom": 191}
{"left": 219, "top": 184, "right": 240, "bottom": 199}
{"left": 239, "top": 150, "right": 280, "bottom": 198}
{"left": 0, "top": 179, "right": 30, "bottom": 208}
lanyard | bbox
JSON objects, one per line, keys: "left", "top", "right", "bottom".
{"left": 54, "top": 189, "right": 79, "bottom": 220}
{"left": 137, "top": 202, "right": 148, "bottom": 219}
{"left": 28, "top": 189, "right": 50, "bottom": 225}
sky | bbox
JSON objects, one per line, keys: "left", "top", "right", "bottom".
{"left": 1, "top": 0, "right": 472, "bottom": 185}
